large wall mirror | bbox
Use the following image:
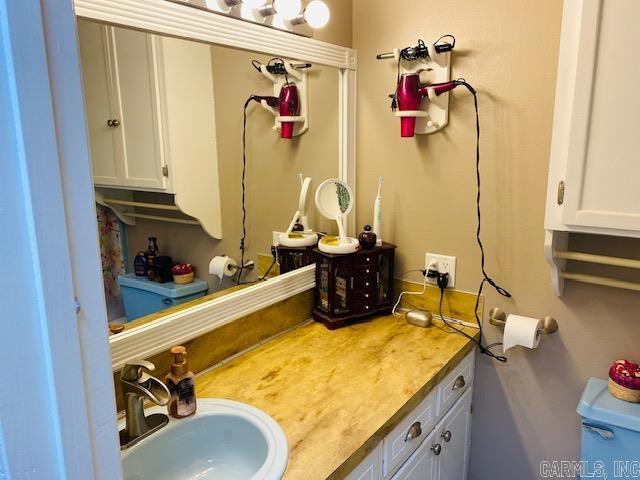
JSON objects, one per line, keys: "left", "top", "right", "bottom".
{"left": 73, "top": 0, "right": 356, "bottom": 369}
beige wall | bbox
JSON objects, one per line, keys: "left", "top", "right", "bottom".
{"left": 354, "top": 0, "right": 640, "bottom": 477}
{"left": 126, "top": 43, "right": 343, "bottom": 291}
{"left": 313, "top": 0, "right": 353, "bottom": 47}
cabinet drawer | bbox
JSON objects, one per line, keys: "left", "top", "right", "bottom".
{"left": 354, "top": 253, "right": 377, "bottom": 266}
{"left": 382, "top": 388, "right": 437, "bottom": 478}
{"left": 352, "top": 275, "right": 376, "bottom": 290}
{"left": 354, "top": 265, "right": 377, "bottom": 277}
{"left": 352, "top": 290, "right": 376, "bottom": 304}
{"left": 353, "top": 303, "right": 375, "bottom": 315}
{"left": 437, "top": 351, "right": 474, "bottom": 417}
{"left": 345, "top": 443, "right": 382, "bottom": 480}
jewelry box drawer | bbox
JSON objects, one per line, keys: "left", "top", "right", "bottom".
{"left": 352, "top": 290, "right": 376, "bottom": 304}
{"left": 351, "top": 275, "right": 376, "bottom": 290}
{"left": 354, "top": 253, "right": 377, "bottom": 266}
{"left": 352, "top": 302, "right": 375, "bottom": 315}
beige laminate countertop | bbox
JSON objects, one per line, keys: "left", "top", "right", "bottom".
{"left": 196, "top": 315, "right": 476, "bottom": 480}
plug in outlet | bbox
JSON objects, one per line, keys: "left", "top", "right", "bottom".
{"left": 425, "top": 253, "right": 456, "bottom": 288}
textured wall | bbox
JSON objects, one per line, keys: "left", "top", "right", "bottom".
{"left": 353, "top": 1, "right": 640, "bottom": 478}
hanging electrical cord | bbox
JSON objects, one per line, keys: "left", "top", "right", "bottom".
{"left": 444, "top": 79, "right": 512, "bottom": 363}
{"left": 237, "top": 94, "right": 256, "bottom": 284}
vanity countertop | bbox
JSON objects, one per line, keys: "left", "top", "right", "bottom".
{"left": 196, "top": 314, "right": 477, "bottom": 480}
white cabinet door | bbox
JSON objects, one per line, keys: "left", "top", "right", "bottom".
{"left": 109, "top": 27, "right": 167, "bottom": 190}
{"left": 547, "top": 0, "right": 640, "bottom": 234}
{"left": 346, "top": 443, "right": 383, "bottom": 480}
{"left": 79, "top": 22, "right": 167, "bottom": 191}
{"left": 78, "top": 20, "right": 121, "bottom": 187}
{"left": 436, "top": 389, "right": 472, "bottom": 480}
{"left": 390, "top": 429, "right": 438, "bottom": 480}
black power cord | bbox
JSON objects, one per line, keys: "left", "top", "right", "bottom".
{"left": 237, "top": 95, "right": 256, "bottom": 284}
{"left": 453, "top": 79, "right": 512, "bottom": 363}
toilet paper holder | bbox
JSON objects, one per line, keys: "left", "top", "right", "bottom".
{"left": 488, "top": 307, "right": 559, "bottom": 335}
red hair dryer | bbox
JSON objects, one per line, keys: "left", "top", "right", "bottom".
{"left": 250, "top": 83, "right": 300, "bottom": 139}
{"left": 396, "top": 77, "right": 459, "bottom": 137}
{"left": 278, "top": 83, "right": 300, "bottom": 139}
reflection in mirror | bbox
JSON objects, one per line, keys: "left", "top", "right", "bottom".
{"left": 76, "top": 19, "right": 340, "bottom": 333}
{"left": 315, "top": 179, "right": 358, "bottom": 254}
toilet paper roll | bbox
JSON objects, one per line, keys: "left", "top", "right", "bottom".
{"left": 209, "top": 256, "right": 237, "bottom": 283}
{"left": 502, "top": 314, "right": 542, "bottom": 352}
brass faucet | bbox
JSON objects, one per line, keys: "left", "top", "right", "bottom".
{"left": 119, "top": 359, "right": 170, "bottom": 450}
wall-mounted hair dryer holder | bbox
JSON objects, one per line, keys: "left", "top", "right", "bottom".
{"left": 378, "top": 41, "right": 452, "bottom": 136}
{"left": 256, "top": 60, "right": 309, "bottom": 137}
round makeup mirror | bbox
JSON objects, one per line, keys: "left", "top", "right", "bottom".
{"left": 315, "top": 178, "right": 359, "bottom": 254}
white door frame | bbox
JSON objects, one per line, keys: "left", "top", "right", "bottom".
{"left": 0, "top": 0, "right": 121, "bottom": 478}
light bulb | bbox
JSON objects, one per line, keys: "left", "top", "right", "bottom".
{"left": 205, "top": 0, "right": 225, "bottom": 12}
{"left": 304, "top": 0, "right": 329, "bottom": 28}
{"left": 241, "top": 3, "right": 262, "bottom": 20}
{"left": 242, "top": 0, "right": 265, "bottom": 8}
{"left": 272, "top": 0, "right": 301, "bottom": 20}
{"left": 271, "top": 14, "right": 291, "bottom": 30}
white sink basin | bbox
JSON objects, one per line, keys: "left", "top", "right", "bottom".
{"left": 121, "top": 399, "right": 288, "bottom": 480}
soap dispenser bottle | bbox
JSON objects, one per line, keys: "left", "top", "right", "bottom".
{"left": 165, "top": 346, "right": 196, "bottom": 418}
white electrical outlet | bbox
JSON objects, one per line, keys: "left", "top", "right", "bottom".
{"left": 425, "top": 253, "right": 457, "bottom": 288}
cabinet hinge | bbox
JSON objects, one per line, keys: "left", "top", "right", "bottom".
{"left": 162, "top": 165, "right": 169, "bottom": 177}
{"left": 557, "top": 181, "right": 565, "bottom": 205}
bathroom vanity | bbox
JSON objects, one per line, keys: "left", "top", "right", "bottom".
{"left": 195, "top": 314, "right": 476, "bottom": 479}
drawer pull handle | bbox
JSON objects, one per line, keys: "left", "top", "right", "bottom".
{"left": 404, "top": 422, "right": 422, "bottom": 442}
{"left": 441, "top": 430, "right": 452, "bottom": 442}
{"left": 582, "top": 423, "right": 615, "bottom": 440}
{"left": 431, "top": 443, "right": 442, "bottom": 455}
{"left": 162, "top": 298, "right": 173, "bottom": 305}
{"left": 107, "top": 118, "right": 121, "bottom": 127}
{"left": 452, "top": 375, "right": 466, "bottom": 390}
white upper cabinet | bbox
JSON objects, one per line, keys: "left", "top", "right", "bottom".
{"left": 77, "top": 20, "right": 222, "bottom": 238}
{"left": 79, "top": 21, "right": 168, "bottom": 191}
{"left": 545, "top": 0, "right": 640, "bottom": 238}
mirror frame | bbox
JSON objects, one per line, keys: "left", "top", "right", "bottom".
{"left": 74, "top": 0, "right": 358, "bottom": 370}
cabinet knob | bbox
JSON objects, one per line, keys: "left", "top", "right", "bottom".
{"left": 107, "top": 119, "right": 121, "bottom": 127}
{"left": 441, "top": 430, "right": 452, "bottom": 442}
{"left": 431, "top": 443, "right": 442, "bottom": 456}
{"left": 452, "top": 375, "right": 466, "bottom": 390}
{"left": 404, "top": 422, "right": 422, "bottom": 442}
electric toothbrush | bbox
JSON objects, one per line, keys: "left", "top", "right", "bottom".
{"left": 373, "top": 177, "right": 383, "bottom": 246}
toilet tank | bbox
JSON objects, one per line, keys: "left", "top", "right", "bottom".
{"left": 117, "top": 273, "right": 208, "bottom": 322}
{"left": 577, "top": 377, "right": 640, "bottom": 477}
